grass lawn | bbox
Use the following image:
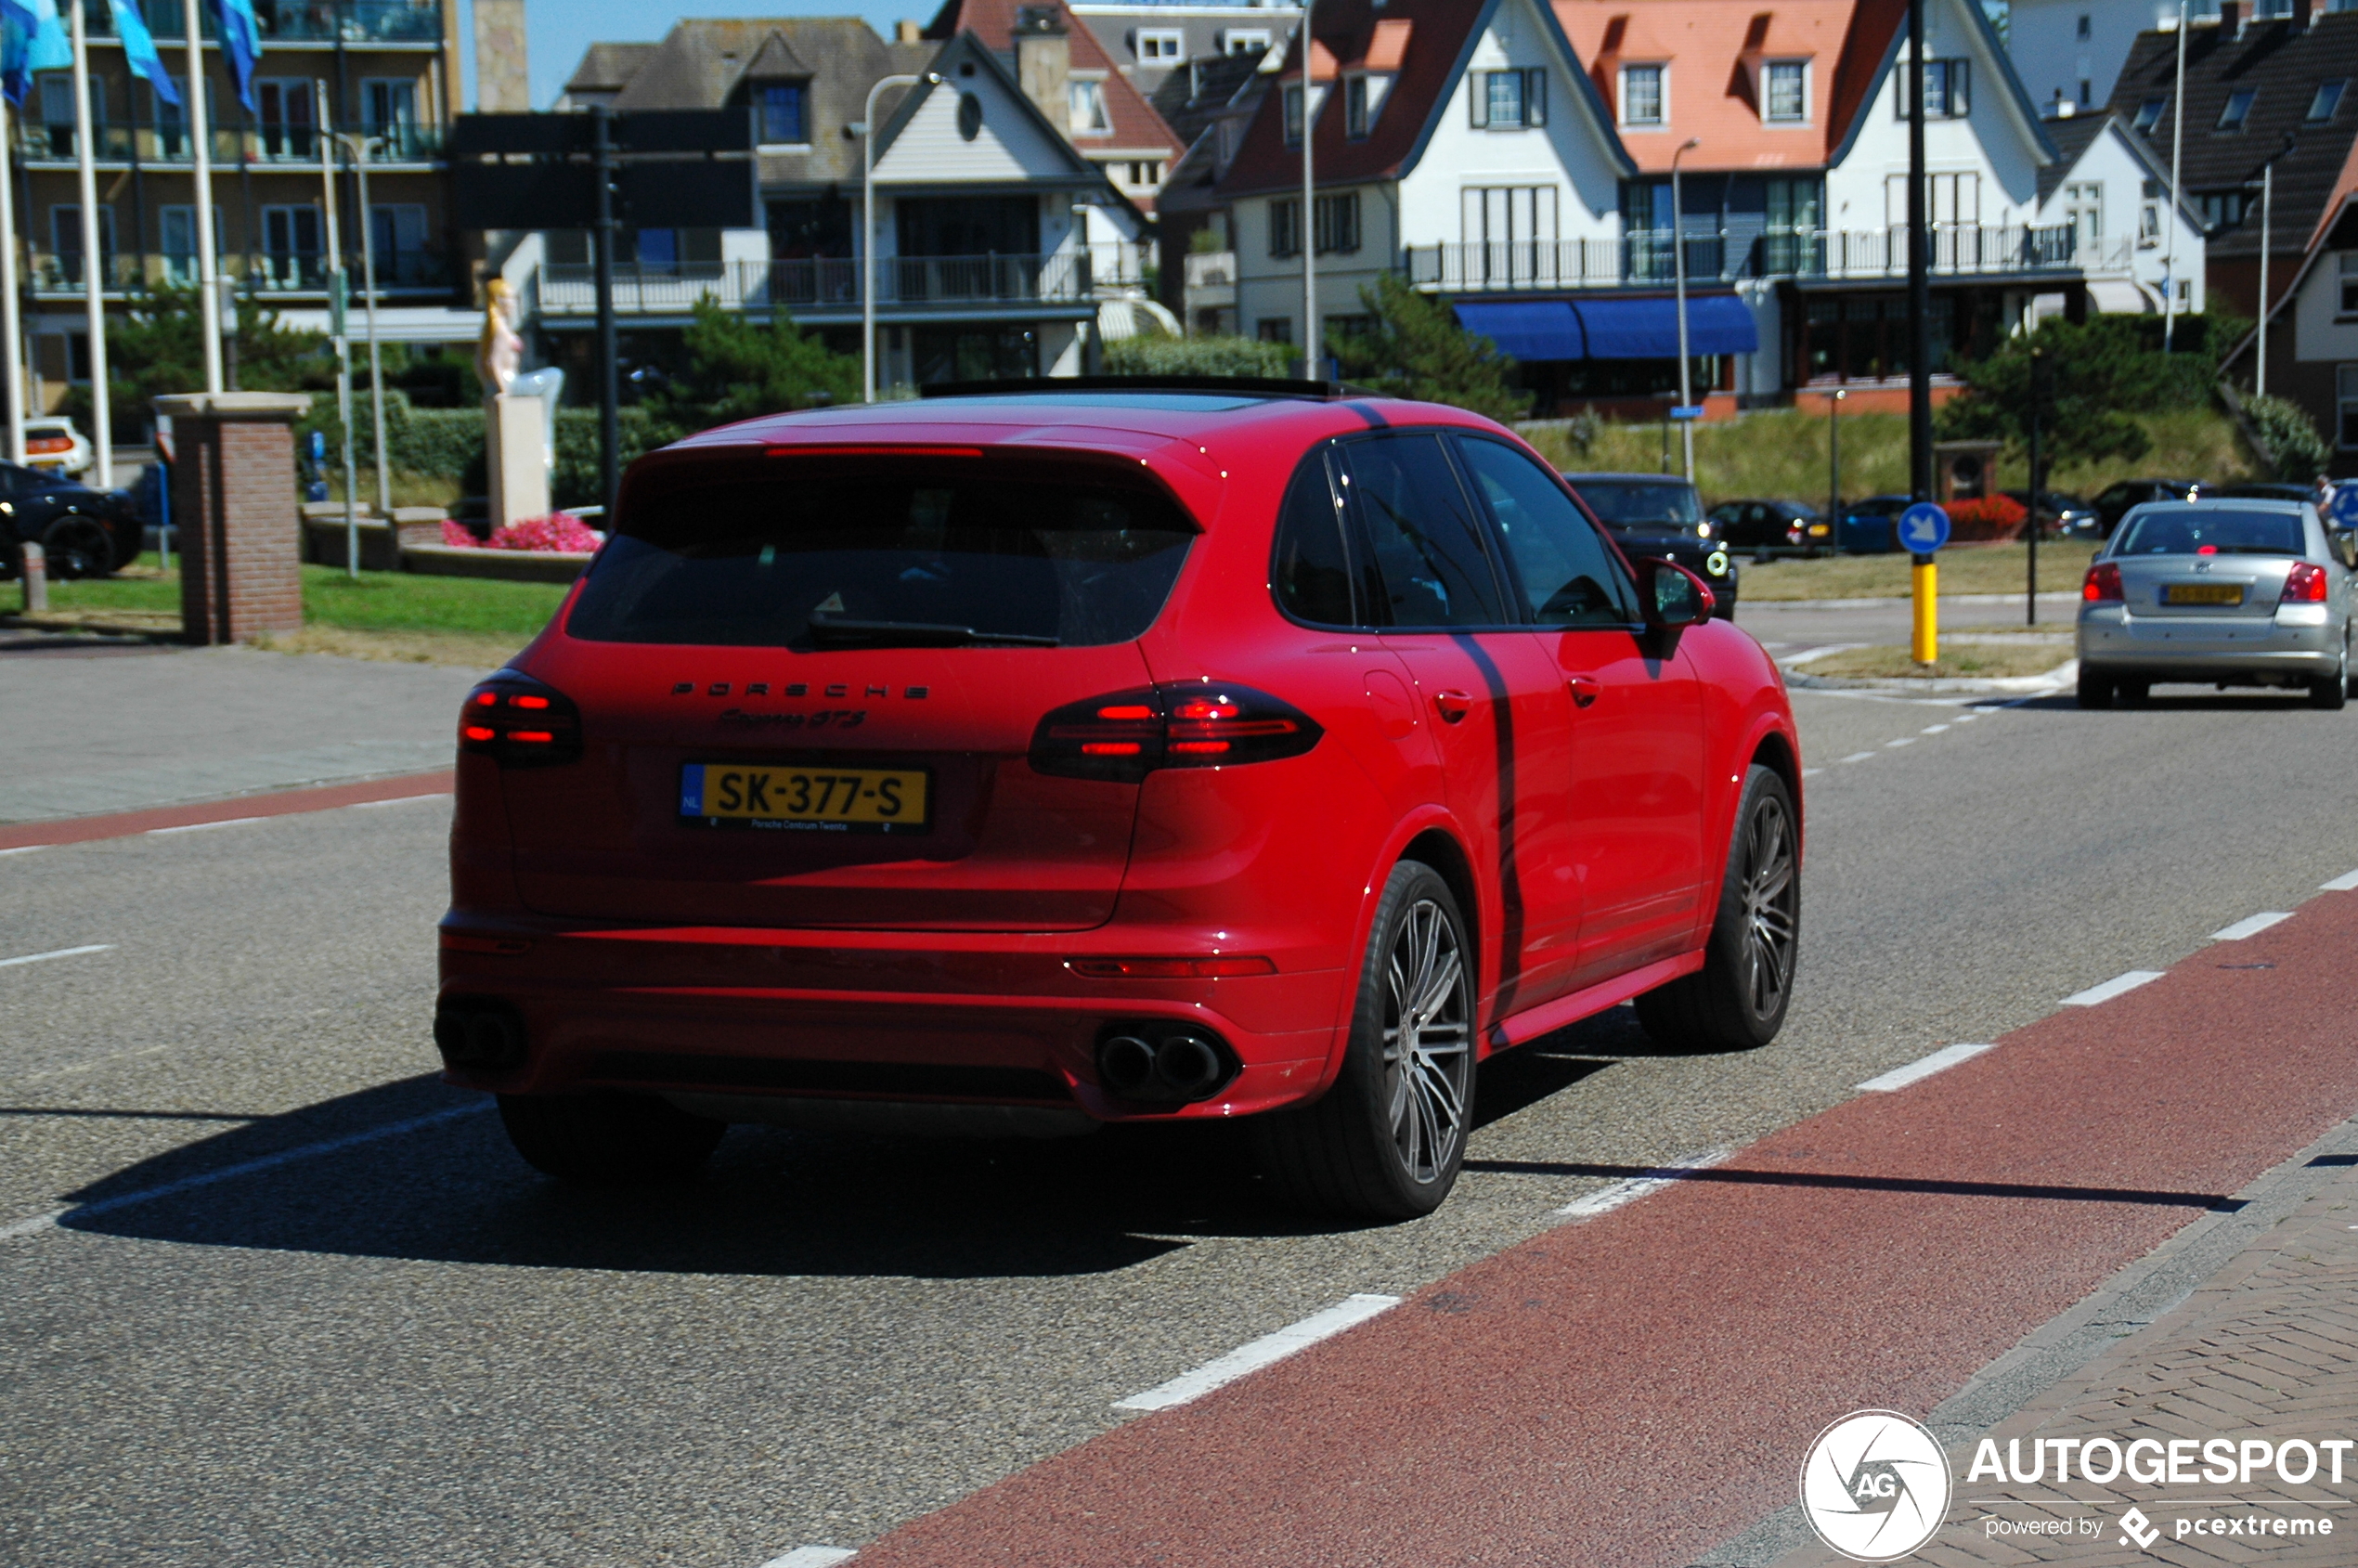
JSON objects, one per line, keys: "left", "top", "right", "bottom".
{"left": 27, "top": 556, "right": 567, "bottom": 666}
{"left": 1740, "top": 539, "right": 2098, "bottom": 601}
{"left": 1803, "top": 640, "right": 2074, "bottom": 680}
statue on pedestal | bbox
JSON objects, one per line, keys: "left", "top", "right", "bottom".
{"left": 476, "top": 278, "right": 563, "bottom": 525}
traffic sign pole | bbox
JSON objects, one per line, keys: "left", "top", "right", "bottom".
{"left": 1896, "top": 501, "right": 1951, "bottom": 667}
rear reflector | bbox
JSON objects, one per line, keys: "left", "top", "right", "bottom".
{"left": 458, "top": 672, "right": 584, "bottom": 768}
{"left": 440, "top": 931, "right": 534, "bottom": 954}
{"left": 1030, "top": 683, "right": 1322, "bottom": 783}
{"left": 1067, "top": 955, "right": 1278, "bottom": 978}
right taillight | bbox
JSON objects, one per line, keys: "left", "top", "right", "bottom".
{"left": 2083, "top": 562, "right": 2123, "bottom": 603}
{"left": 460, "top": 671, "right": 583, "bottom": 767}
{"left": 2283, "top": 561, "right": 2330, "bottom": 603}
{"left": 1029, "top": 684, "right": 1323, "bottom": 782}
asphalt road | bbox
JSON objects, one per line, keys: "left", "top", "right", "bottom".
{"left": 4, "top": 663, "right": 2356, "bottom": 1567}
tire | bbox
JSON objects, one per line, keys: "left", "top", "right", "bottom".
{"left": 2076, "top": 669, "right": 2114, "bottom": 709}
{"left": 2312, "top": 643, "right": 2349, "bottom": 710}
{"left": 1253, "top": 861, "right": 1475, "bottom": 1221}
{"left": 496, "top": 1092, "right": 725, "bottom": 1186}
{"left": 1635, "top": 765, "right": 1800, "bottom": 1053}
{"left": 41, "top": 515, "right": 115, "bottom": 579}
{"left": 2116, "top": 680, "right": 2150, "bottom": 706}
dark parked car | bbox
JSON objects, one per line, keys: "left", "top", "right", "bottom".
{"left": 1562, "top": 473, "right": 1740, "bottom": 612}
{"left": 1709, "top": 498, "right": 1829, "bottom": 549}
{"left": 2211, "top": 482, "right": 2315, "bottom": 505}
{"left": 1835, "top": 494, "right": 1912, "bottom": 553}
{"left": 0, "top": 461, "right": 140, "bottom": 579}
{"left": 2088, "top": 479, "right": 2203, "bottom": 538}
{"left": 2001, "top": 488, "right": 2096, "bottom": 536}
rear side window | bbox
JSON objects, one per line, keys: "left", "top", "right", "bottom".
{"left": 1455, "top": 436, "right": 1635, "bottom": 627}
{"left": 567, "top": 469, "right": 1195, "bottom": 647}
{"left": 2114, "top": 510, "right": 2307, "bottom": 557}
{"left": 1571, "top": 479, "right": 1703, "bottom": 526}
{"left": 1272, "top": 447, "right": 1355, "bottom": 626}
{"left": 1341, "top": 433, "right": 1509, "bottom": 628}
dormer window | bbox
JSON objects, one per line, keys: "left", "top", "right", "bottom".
{"left": 758, "top": 83, "right": 807, "bottom": 145}
{"left": 1620, "top": 63, "right": 1664, "bottom": 126}
{"left": 1135, "top": 28, "right": 1184, "bottom": 64}
{"left": 1069, "top": 78, "right": 1112, "bottom": 136}
{"left": 2133, "top": 95, "right": 2166, "bottom": 133}
{"left": 2217, "top": 87, "right": 2255, "bottom": 130}
{"left": 1346, "top": 74, "right": 1370, "bottom": 137}
{"left": 1764, "top": 59, "right": 1807, "bottom": 123}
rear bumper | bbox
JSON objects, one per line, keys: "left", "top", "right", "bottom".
{"left": 436, "top": 919, "right": 1348, "bottom": 1122}
{"left": 2078, "top": 604, "right": 2343, "bottom": 680}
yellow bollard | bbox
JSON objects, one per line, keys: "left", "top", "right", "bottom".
{"left": 1911, "top": 555, "right": 1937, "bottom": 666}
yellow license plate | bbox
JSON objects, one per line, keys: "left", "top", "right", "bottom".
{"left": 680, "top": 763, "right": 929, "bottom": 834}
{"left": 2164, "top": 582, "right": 2243, "bottom": 605}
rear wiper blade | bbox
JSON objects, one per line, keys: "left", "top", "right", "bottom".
{"left": 805, "top": 616, "right": 1059, "bottom": 648}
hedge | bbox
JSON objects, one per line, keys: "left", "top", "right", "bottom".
{"left": 301, "top": 391, "right": 661, "bottom": 507}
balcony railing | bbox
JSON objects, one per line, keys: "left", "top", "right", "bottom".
{"left": 1406, "top": 224, "right": 2084, "bottom": 292}
{"left": 77, "top": 0, "right": 444, "bottom": 45}
{"left": 33, "top": 247, "right": 449, "bottom": 294}
{"left": 534, "top": 247, "right": 1153, "bottom": 316}
{"left": 20, "top": 119, "right": 444, "bottom": 166}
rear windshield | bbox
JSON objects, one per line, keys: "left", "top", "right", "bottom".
{"left": 2114, "top": 510, "right": 2307, "bottom": 558}
{"left": 567, "top": 470, "right": 1196, "bottom": 647}
{"left": 1569, "top": 480, "right": 1703, "bottom": 527}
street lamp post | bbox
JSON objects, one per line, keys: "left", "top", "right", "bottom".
{"left": 331, "top": 130, "right": 389, "bottom": 517}
{"left": 2254, "top": 135, "right": 2293, "bottom": 399}
{"left": 1824, "top": 386, "right": 1846, "bottom": 559}
{"left": 1670, "top": 136, "right": 1701, "bottom": 486}
{"left": 2164, "top": 0, "right": 2187, "bottom": 351}
{"left": 859, "top": 72, "right": 941, "bottom": 403}
{"left": 1302, "top": 0, "right": 1317, "bottom": 382}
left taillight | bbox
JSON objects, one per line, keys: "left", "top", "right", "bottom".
{"left": 2283, "top": 561, "right": 2331, "bottom": 603}
{"left": 1029, "top": 684, "right": 1323, "bottom": 783}
{"left": 459, "top": 672, "right": 583, "bottom": 767}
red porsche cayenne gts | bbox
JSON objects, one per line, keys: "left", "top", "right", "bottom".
{"left": 437, "top": 380, "right": 1802, "bottom": 1219}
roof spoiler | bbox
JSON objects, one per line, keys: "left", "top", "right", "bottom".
{"left": 917, "top": 374, "right": 1380, "bottom": 401}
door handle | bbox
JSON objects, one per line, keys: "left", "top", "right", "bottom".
{"left": 1568, "top": 676, "right": 1603, "bottom": 708}
{"left": 1433, "top": 689, "right": 1474, "bottom": 723}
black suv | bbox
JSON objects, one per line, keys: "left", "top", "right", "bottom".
{"left": 2088, "top": 479, "right": 2202, "bottom": 538}
{"left": 1561, "top": 473, "right": 1739, "bottom": 614}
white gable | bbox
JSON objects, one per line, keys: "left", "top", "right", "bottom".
{"left": 874, "top": 71, "right": 1079, "bottom": 185}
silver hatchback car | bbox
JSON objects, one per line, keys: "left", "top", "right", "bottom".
{"left": 2077, "top": 499, "right": 2357, "bottom": 709}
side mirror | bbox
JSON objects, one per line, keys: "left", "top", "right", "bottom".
{"left": 1640, "top": 557, "right": 1715, "bottom": 629}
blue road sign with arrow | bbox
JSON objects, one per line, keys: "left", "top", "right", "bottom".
{"left": 1896, "top": 501, "right": 1951, "bottom": 553}
{"left": 2330, "top": 483, "right": 2358, "bottom": 528}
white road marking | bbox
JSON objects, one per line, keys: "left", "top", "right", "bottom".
{"left": 2210, "top": 912, "right": 2292, "bottom": 941}
{"left": 1557, "top": 1147, "right": 1733, "bottom": 1219}
{"left": 146, "top": 816, "right": 267, "bottom": 836}
{"left": 13, "top": 1042, "right": 173, "bottom": 1083}
{"left": 758, "top": 1549, "right": 858, "bottom": 1568}
{"left": 348, "top": 793, "right": 452, "bottom": 810}
{"left": 1921, "top": 723, "right": 1950, "bottom": 734}
{"left": 1885, "top": 737, "right": 1915, "bottom": 748}
{"left": 1858, "top": 1043, "right": 1994, "bottom": 1093}
{"left": 2060, "top": 970, "right": 2166, "bottom": 1007}
{"left": 2321, "top": 869, "right": 2358, "bottom": 892}
{"left": 1801, "top": 768, "right": 1824, "bottom": 777}
{"left": 1112, "top": 1293, "right": 1402, "bottom": 1412}
{"left": 1839, "top": 751, "right": 1877, "bottom": 763}
{"left": 0, "top": 943, "right": 114, "bottom": 970}
{"left": 0, "top": 1102, "right": 493, "bottom": 1245}
{"left": 0, "top": 844, "right": 48, "bottom": 858}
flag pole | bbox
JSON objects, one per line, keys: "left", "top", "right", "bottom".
{"left": 69, "top": 0, "right": 108, "bottom": 486}
{"left": 0, "top": 93, "right": 25, "bottom": 466}
{"left": 183, "top": 0, "right": 221, "bottom": 390}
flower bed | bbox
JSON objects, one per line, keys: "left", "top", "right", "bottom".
{"left": 439, "top": 512, "right": 604, "bottom": 552}
{"left": 1941, "top": 492, "right": 2028, "bottom": 543}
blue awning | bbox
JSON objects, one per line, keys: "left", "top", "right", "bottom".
{"left": 1570, "top": 294, "right": 1758, "bottom": 359}
{"left": 1451, "top": 299, "right": 1585, "bottom": 361}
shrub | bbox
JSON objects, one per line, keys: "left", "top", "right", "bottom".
{"left": 1329, "top": 274, "right": 1530, "bottom": 422}
{"left": 486, "top": 513, "right": 603, "bottom": 552}
{"left": 1943, "top": 491, "right": 2028, "bottom": 541}
{"left": 304, "top": 395, "right": 660, "bottom": 508}
{"left": 2245, "top": 394, "right": 2328, "bottom": 484}
{"left": 1104, "top": 333, "right": 1293, "bottom": 378}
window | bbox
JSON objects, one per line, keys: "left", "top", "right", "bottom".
{"left": 368, "top": 203, "right": 428, "bottom": 279}
{"left": 1340, "top": 434, "right": 1508, "bottom": 628}
{"left": 1765, "top": 59, "right": 1807, "bottom": 123}
{"left": 1456, "top": 436, "right": 1633, "bottom": 627}
{"left": 1470, "top": 69, "right": 1547, "bottom": 129}
{"left": 1069, "top": 78, "right": 1111, "bottom": 136}
{"left": 1256, "top": 317, "right": 1293, "bottom": 344}
{"left": 2079, "top": 77, "right": 2092, "bottom": 106}
{"left": 2217, "top": 88, "right": 2256, "bottom": 130}
{"left": 1314, "top": 191, "right": 1360, "bottom": 253}
{"left": 259, "top": 203, "right": 321, "bottom": 288}
{"left": 2076, "top": 12, "right": 2092, "bottom": 36}
{"left": 1620, "top": 63, "right": 1664, "bottom": 125}
{"left": 1122, "top": 160, "right": 1162, "bottom": 187}
{"left": 2200, "top": 190, "right": 2247, "bottom": 228}
{"left": 361, "top": 77, "right": 417, "bottom": 131}
{"left": 1326, "top": 313, "right": 1374, "bottom": 343}
{"left": 2339, "top": 253, "right": 2358, "bottom": 317}
{"left": 1134, "top": 28, "right": 1185, "bottom": 64}
{"left": 1273, "top": 449, "right": 1354, "bottom": 626}
{"left": 1222, "top": 28, "right": 1270, "bottom": 56}
{"left": 1267, "top": 197, "right": 1301, "bottom": 258}
{"left": 158, "top": 205, "right": 220, "bottom": 285}
{"left": 1346, "top": 73, "right": 1370, "bottom": 137}
{"left": 2133, "top": 95, "right": 2166, "bottom": 133}
{"left": 255, "top": 80, "right": 316, "bottom": 160}
{"left": 48, "top": 203, "right": 115, "bottom": 286}
{"left": 2063, "top": 181, "right": 2104, "bottom": 247}
{"left": 1283, "top": 81, "right": 1305, "bottom": 146}
{"left": 2141, "top": 178, "right": 2162, "bottom": 242}
{"left": 758, "top": 83, "right": 807, "bottom": 145}
{"left": 2340, "top": 365, "right": 2358, "bottom": 448}
{"left": 1898, "top": 58, "right": 1970, "bottom": 118}
{"left": 2309, "top": 80, "right": 2347, "bottom": 123}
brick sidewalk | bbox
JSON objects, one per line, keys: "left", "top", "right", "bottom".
{"left": 1776, "top": 1162, "right": 2358, "bottom": 1567}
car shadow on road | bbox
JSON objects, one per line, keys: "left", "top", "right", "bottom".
{"left": 53, "top": 1073, "right": 1415, "bottom": 1276}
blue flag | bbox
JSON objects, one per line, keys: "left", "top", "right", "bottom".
{"left": 0, "top": 0, "right": 71, "bottom": 110}
{"left": 207, "top": 0, "right": 260, "bottom": 112}
{"left": 108, "top": 0, "right": 177, "bottom": 106}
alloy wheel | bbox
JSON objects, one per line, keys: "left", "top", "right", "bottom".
{"left": 1380, "top": 897, "right": 1472, "bottom": 1186}
{"left": 43, "top": 517, "right": 114, "bottom": 579}
{"left": 1741, "top": 794, "right": 1799, "bottom": 1020}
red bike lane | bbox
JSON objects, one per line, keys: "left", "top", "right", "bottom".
{"left": 849, "top": 891, "right": 2358, "bottom": 1568}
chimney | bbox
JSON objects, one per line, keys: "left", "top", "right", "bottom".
{"left": 2219, "top": 0, "right": 2243, "bottom": 32}
{"left": 897, "top": 19, "right": 922, "bottom": 43}
{"left": 473, "top": 0, "right": 530, "bottom": 111}
{"left": 1014, "top": 6, "right": 1071, "bottom": 128}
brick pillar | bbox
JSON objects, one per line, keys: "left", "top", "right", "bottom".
{"left": 153, "top": 392, "right": 313, "bottom": 646}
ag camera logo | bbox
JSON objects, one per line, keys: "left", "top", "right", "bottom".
{"left": 1800, "top": 1410, "right": 1954, "bottom": 1562}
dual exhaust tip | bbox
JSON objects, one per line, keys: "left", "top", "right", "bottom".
{"left": 434, "top": 998, "right": 527, "bottom": 1072}
{"left": 1095, "top": 1024, "right": 1235, "bottom": 1105}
